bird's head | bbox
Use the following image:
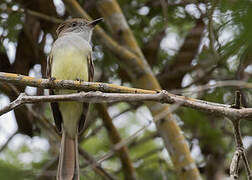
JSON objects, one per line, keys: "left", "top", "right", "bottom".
{"left": 56, "top": 18, "right": 103, "bottom": 41}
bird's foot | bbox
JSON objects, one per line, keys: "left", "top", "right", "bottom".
{"left": 49, "top": 77, "right": 56, "bottom": 81}
{"left": 76, "top": 78, "right": 84, "bottom": 83}
{"left": 76, "top": 78, "right": 84, "bottom": 93}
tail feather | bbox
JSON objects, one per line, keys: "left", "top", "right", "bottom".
{"left": 57, "top": 130, "right": 79, "bottom": 180}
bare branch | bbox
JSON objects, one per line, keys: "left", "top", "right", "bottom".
{"left": 0, "top": 93, "right": 27, "bottom": 116}
{"left": 1, "top": 73, "right": 252, "bottom": 120}
{"left": 230, "top": 91, "right": 252, "bottom": 180}
{"left": 0, "top": 72, "right": 154, "bottom": 94}
{"left": 128, "top": 132, "right": 159, "bottom": 149}
{"left": 0, "top": 130, "right": 18, "bottom": 152}
{"left": 5, "top": 7, "right": 63, "bottom": 24}
{"left": 172, "top": 80, "right": 252, "bottom": 94}
{"left": 207, "top": 1, "right": 219, "bottom": 59}
{"left": 230, "top": 149, "right": 241, "bottom": 179}
{"left": 133, "top": 147, "right": 164, "bottom": 162}
{"left": 0, "top": 91, "right": 251, "bottom": 119}
{"left": 96, "top": 103, "right": 137, "bottom": 180}
{"left": 78, "top": 148, "right": 117, "bottom": 180}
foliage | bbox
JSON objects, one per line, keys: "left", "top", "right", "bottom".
{"left": 0, "top": 0, "right": 251, "bottom": 179}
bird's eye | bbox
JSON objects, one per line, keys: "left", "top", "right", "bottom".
{"left": 72, "top": 22, "right": 77, "bottom": 27}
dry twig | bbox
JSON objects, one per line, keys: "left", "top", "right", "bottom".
{"left": 230, "top": 91, "right": 252, "bottom": 180}
{"left": 0, "top": 130, "right": 18, "bottom": 152}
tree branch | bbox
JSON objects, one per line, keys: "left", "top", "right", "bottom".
{"left": 96, "top": 103, "right": 137, "bottom": 180}
{"left": 230, "top": 91, "right": 252, "bottom": 180}
{"left": 78, "top": 148, "right": 117, "bottom": 180}
{"left": 0, "top": 72, "right": 252, "bottom": 120}
{"left": 5, "top": 7, "right": 63, "bottom": 24}
{"left": 0, "top": 130, "right": 18, "bottom": 152}
{"left": 0, "top": 72, "right": 154, "bottom": 94}
{"left": 0, "top": 73, "right": 252, "bottom": 119}
{"left": 128, "top": 132, "right": 159, "bottom": 149}
{"left": 1, "top": 89, "right": 252, "bottom": 119}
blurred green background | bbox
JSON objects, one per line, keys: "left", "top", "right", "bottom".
{"left": 0, "top": 0, "right": 251, "bottom": 179}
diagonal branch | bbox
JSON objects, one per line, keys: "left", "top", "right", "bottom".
{"left": 78, "top": 148, "right": 117, "bottom": 180}
{"left": 96, "top": 1, "right": 200, "bottom": 178}
{"left": 159, "top": 19, "right": 205, "bottom": 89}
{"left": 0, "top": 130, "right": 18, "bottom": 152}
{"left": 96, "top": 103, "right": 137, "bottom": 180}
{"left": 5, "top": 7, "right": 63, "bottom": 24}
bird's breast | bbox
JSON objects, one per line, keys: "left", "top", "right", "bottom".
{"left": 52, "top": 47, "right": 89, "bottom": 82}
{"left": 51, "top": 36, "right": 91, "bottom": 82}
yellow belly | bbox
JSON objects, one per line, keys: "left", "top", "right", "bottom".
{"left": 51, "top": 48, "right": 88, "bottom": 82}
{"left": 51, "top": 48, "right": 89, "bottom": 137}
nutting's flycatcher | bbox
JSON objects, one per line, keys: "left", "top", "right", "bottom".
{"left": 46, "top": 18, "right": 103, "bottom": 180}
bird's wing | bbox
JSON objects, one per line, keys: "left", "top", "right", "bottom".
{"left": 88, "top": 52, "right": 94, "bottom": 82}
{"left": 78, "top": 52, "right": 94, "bottom": 134}
{"left": 47, "top": 54, "right": 63, "bottom": 133}
{"left": 46, "top": 55, "right": 52, "bottom": 78}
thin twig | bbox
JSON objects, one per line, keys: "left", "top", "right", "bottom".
{"left": 128, "top": 132, "right": 159, "bottom": 149}
{"left": 96, "top": 103, "right": 137, "bottom": 180}
{"left": 115, "top": 147, "right": 164, "bottom": 174}
{"left": 230, "top": 91, "right": 252, "bottom": 180}
{"left": 112, "top": 106, "right": 136, "bottom": 119}
{"left": 5, "top": 7, "right": 63, "bottom": 24}
{"left": 172, "top": 80, "right": 252, "bottom": 94}
{"left": 95, "top": 102, "right": 181, "bottom": 165}
{"left": 133, "top": 147, "right": 164, "bottom": 162}
{"left": 207, "top": 1, "right": 219, "bottom": 59}
{"left": 83, "top": 106, "right": 137, "bottom": 142}
{"left": 96, "top": 120, "right": 153, "bottom": 164}
{"left": 0, "top": 130, "right": 18, "bottom": 152}
{"left": 82, "top": 124, "right": 103, "bottom": 141}
{"left": 230, "top": 148, "right": 242, "bottom": 179}
{"left": 79, "top": 148, "right": 117, "bottom": 180}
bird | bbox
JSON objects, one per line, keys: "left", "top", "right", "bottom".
{"left": 46, "top": 17, "right": 103, "bottom": 180}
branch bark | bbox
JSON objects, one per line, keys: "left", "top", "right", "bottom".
{"left": 1, "top": 74, "right": 252, "bottom": 120}
{"left": 230, "top": 91, "right": 252, "bottom": 180}
{"left": 0, "top": 130, "right": 18, "bottom": 152}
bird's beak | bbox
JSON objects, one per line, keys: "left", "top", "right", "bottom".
{"left": 87, "top": 18, "right": 103, "bottom": 28}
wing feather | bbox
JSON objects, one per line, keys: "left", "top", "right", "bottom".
{"left": 46, "top": 55, "right": 52, "bottom": 78}
{"left": 48, "top": 50, "right": 94, "bottom": 134}
{"left": 88, "top": 52, "right": 94, "bottom": 82}
{"left": 47, "top": 54, "right": 63, "bottom": 133}
{"left": 78, "top": 52, "right": 94, "bottom": 134}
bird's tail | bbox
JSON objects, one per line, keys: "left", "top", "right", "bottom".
{"left": 57, "top": 130, "right": 79, "bottom": 180}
